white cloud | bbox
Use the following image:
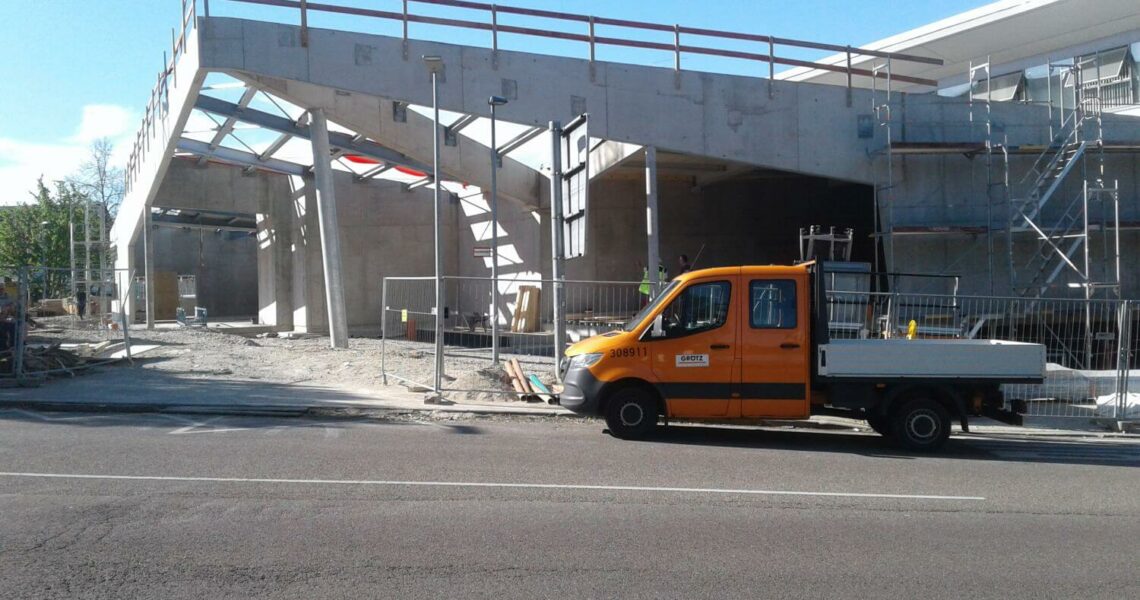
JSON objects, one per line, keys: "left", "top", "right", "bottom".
{"left": 0, "top": 104, "right": 135, "bottom": 205}
{"left": 71, "top": 104, "right": 135, "bottom": 144}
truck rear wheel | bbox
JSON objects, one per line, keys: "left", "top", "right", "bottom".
{"left": 604, "top": 387, "right": 658, "bottom": 440}
{"left": 891, "top": 397, "right": 951, "bottom": 452}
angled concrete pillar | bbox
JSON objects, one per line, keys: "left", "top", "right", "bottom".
{"left": 309, "top": 109, "right": 349, "bottom": 349}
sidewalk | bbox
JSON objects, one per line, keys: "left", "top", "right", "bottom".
{"left": 0, "top": 367, "right": 1133, "bottom": 438}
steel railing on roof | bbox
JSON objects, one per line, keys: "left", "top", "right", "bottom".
{"left": 129, "top": 0, "right": 944, "bottom": 193}
{"left": 216, "top": 0, "right": 942, "bottom": 87}
{"left": 125, "top": 0, "right": 199, "bottom": 193}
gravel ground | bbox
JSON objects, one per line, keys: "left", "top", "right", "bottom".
{"left": 24, "top": 317, "right": 554, "bottom": 403}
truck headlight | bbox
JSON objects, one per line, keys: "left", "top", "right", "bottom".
{"left": 568, "top": 352, "right": 603, "bottom": 369}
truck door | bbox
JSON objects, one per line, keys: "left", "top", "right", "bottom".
{"left": 647, "top": 277, "right": 739, "bottom": 418}
{"left": 739, "top": 275, "right": 810, "bottom": 418}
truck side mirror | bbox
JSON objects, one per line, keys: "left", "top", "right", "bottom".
{"left": 651, "top": 314, "right": 665, "bottom": 338}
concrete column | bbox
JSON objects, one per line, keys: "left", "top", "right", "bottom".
{"left": 309, "top": 109, "right": 349, "bottom": 349}
{"left": 143, "top": 212, "right": 155, "bottom": 330}
{"left": 549, "top": 122, "right": 566, "bottom": 376}
{"left": 645, "top": 146, "right": 660, "bottom": 293}
{"left": 256, "top": 186, "right": 294, "bottom": 330}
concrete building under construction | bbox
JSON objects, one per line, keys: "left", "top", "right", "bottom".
{"left": 110, "top": 0, "right": 1140, "bottom": 345}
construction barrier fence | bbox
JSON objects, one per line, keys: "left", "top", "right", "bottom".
{"left": 1, "top": 266, "right": 138, "bottom": 382}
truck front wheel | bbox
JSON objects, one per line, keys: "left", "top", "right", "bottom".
{"left": 866, "top": 414, "right": 890, "bottom": 437}
{"left": 891, "top": 397, "right": 951, "bottom": 452}
{"left": 604, "top": 387, "right": 659, "bottom": 440}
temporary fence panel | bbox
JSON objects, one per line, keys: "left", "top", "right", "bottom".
{"left": 2, "top": 266, "right": 137, "bottom": 382}
{"left": 380, "top": 277, "right": 438, "bottom": 391}
{"left": 382, "top": 274, "right": 1137, "bottom": 422}
{"left": 381, "top": 276, "right": 641, "bottom": 394}
{"left": 827, "top": 289, "right": 1137, "bottom": 420}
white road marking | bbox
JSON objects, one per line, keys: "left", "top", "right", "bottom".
{"left": 169, "top": 428, "right": 250, "bottom": 435}
{"left": 0, "top": 472, "right": 985, "bottom": 501}
{"left": 6, "top": 409, "right": 116, "bottom": 422}
{"left": 167, "top": 417, "right": 247, "bottom": 435}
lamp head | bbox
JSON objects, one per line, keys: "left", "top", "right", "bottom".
{"left": 421, "top": 55, "right": 444, "bottom": 73}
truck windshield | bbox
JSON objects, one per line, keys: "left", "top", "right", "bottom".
{"left": 623, "top": 280, "right": 680, "bottom": 332}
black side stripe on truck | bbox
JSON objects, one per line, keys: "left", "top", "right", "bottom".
{"left": 657, "top": 383, "right": 806, "bottom": 400}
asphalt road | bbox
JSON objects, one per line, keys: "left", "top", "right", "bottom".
{"left": 1, "top": 409, "right": 1138, "bottom": 599}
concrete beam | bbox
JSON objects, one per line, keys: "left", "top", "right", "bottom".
{"left": 194, "top": 95, "right": 438, "bottom": 177}
{"left": 177, "top": 137, "right": 310, "bottom": 176}
{"left": 208, "top": 86, "right": 258, "bottom": 150}
{"left": 235, "top": 74, "right": 548, "bottom": 209}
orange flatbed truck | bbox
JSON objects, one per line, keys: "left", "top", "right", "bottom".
{"left": 559, "top": 263, "right": 1046, "bottom": 451}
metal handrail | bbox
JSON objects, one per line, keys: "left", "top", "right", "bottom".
{"left": 126, "top": 0, "right": 199, "bottom": 192}
{"left": 224, "top": 0, "right": 942, "bottom": 87}
{"left": 127, "top": 0, "right": 945, "bottom": 190}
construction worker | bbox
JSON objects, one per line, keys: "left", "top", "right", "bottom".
{"left": 638, "top": 262, "right": 669, "bottom": 306}
{"left": 678, "top": 254, "right": 692, "bottom": 274}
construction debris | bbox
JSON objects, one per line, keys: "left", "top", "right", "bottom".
{"left": 505, "top": 358, "right": 545, "bottom": 403}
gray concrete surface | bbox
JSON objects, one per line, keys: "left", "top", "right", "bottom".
{"left": 0, "top": 410, "right": 1137, "bottom": 599}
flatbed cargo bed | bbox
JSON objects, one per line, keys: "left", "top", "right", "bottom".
{"left": 817, "top": 339, "right": 1046, "bottom": 383}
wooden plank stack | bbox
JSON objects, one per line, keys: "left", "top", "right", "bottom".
{"left": 510, "top": 286, "right": 541, "bottom": 333}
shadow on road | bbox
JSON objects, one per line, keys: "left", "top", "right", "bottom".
{"left": 0, "top": 368, "right": 475, "bottom": 433}
{"left": 627, "top": 424, "right": 1140, "bottom": 468}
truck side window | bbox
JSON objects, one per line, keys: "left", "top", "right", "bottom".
{"left": 658, "top": 281, "right": 731, "bottom": 339}
{"left": 750, "top": 280, "right": 796, "bottom": 329}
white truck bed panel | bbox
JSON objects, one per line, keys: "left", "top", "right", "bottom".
{"left": 818, "top": 339, "right": 1045, "bottom": 381}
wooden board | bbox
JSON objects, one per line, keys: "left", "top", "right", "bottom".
{"left": 511, "top": 286, "right": 541, "bottom": 333}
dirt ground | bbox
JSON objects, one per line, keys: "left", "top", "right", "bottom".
{"left": 24, "top": 317, "right": 552, "bottom": 403}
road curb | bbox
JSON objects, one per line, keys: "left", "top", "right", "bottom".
{"left": 1, "top": 399, "right": 1131, "bottom": 438}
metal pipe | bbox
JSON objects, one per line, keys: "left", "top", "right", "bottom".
{"left": 549, "top": 121, "right": 566, "bottom": 379}
{"left": 488, "top": 95, "right": 508, "bottom": 363}
{"left": 424, "top": 56, "right": 446, "bottom": 393}
{"left": 299, "top": 0, "right": 309, "bottom": 47}
{"left": 381, "top": 277, "right": 388, "bottom": 384}
{"left": 645, "top": 146, "right": 660, "bottom": 294}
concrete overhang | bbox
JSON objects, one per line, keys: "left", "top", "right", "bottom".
{"left": 777, "top": 0, "right": 1140, "bottom": 92}
{"left": 197, "top": 16, "right": 892, "bottom": 186}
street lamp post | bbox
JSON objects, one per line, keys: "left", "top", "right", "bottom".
{"left": 488, "top": 95, "right": 508, "bottom": 364}
{"left": 423, "top": 55, "right": 445, "bottom": 396}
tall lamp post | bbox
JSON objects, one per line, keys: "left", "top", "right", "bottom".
{"left": 488, "top": 95, "right": 508, "bottom": 364}
{"left": 423, "top": 55, "right": 446, "bottom": 396}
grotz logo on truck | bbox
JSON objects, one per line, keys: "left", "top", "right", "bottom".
{"left": 675, "top": 353, "right": 709, "bottom": 367}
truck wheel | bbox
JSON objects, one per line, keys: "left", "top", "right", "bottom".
{"left": 604, "top": 387, "right": 658, "bottom": 440}
{"left": 891, "top": 398, "right": 951, "bottom": 452}
{"left": 866, "top": 414, "right": 890, "bottom": 437}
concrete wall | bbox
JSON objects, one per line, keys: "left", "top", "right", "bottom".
{"left": 447, "top": 170, "right": 872, "bottom": 326}
{"left": 133, "top": 226, "right": 258, "bottom": 318}
{"left": 267, "top": 171, "right": 456, "bottom": 334}
{"left": 564, "top": 174, "right": 873, "bottom": 282}
{"left": 887, "top": 150, "right": 1140, "bottom": 297}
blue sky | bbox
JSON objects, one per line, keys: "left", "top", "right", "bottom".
{"left": 0, "top": 0, "right": 994, "bottom": 204}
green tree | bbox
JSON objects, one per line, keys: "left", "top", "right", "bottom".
{"left": 0, "top": 179, "right": 88, "bottom": 299}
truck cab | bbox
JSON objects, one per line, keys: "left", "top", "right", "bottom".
{"left": 560, "top": 263, "right": 1044, "bottom": 451}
